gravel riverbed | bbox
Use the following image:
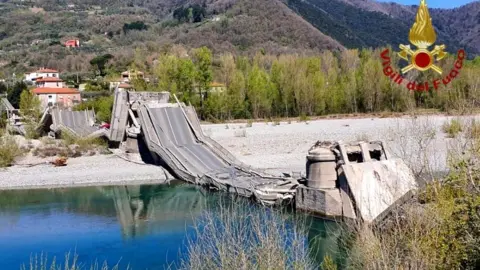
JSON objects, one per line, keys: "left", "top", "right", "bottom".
{"left": 0, "top": 115, "right": 478, "bottom": 190}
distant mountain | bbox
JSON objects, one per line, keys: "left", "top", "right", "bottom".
{"left": 0, "top": 0, "right": 478, "bottom": 74}
{"left": 285, "top": 0, "right": 479, "bottom": 55}
{"left": 383, "top": 1, "right": 480, "bottom": 55}
{"left": 164, "top": 0, "right": 345, "bottom": 54}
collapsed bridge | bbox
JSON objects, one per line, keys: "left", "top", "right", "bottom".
{"left": 108, "top": 90, "right": 298, "bottom": 205}
{"left": 1, "top": 89, "right": 418, "bottom": 223}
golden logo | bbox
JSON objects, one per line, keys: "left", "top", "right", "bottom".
{"left": 380, "top": 0, "right": 466, "bottom": 92}
{"left": 398, "top": 0, "right": 447, "bottom": 74}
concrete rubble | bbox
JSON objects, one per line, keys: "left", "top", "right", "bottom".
{"left": 296, "top": 140, "right": 418, "bottom": 223}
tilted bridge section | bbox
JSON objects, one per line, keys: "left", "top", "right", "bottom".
{"left": 109, "top": 90, "right": 297, "bottom": 205}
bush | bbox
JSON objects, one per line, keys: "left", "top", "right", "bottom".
{"left": 0, "top": 135, "right": 23, "bottom": 167}
{"left": 21, "top": 251, "right": 125, "bottom": 270}
{"left": 34, "top": 130, "right": 110, "bottom": 158}
{"left": 74, "top": 95, "right": 114, "bottom": 123}
{"left": 25, "top": 124, "right": 40, "bottom": 140}
{"left": 181, "top": 202, "right": 314, "bottom": 269}
{"left": 299, "top": 113, "right": 310, "bottom": 122}
{"left": 443, "top": 119, "right": 463, "bottom": 138}
{"left": 466, "top": 119, "right": 480, "bottom": 140}
{"left": 62, "top": 130, "right": 107, "bottom": 152}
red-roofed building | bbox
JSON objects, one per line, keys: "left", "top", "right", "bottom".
{"left": 33, "top": 87, "right": 81, "bottom": 108}
{"left": 25, "top": 68, "right": 60, "bottom": 82}
{"left": 65, "top": 39, "right": 80, "bottom": 48}
{"left": 32, "top": 75, "right": 80, "bottom": 108}
{"left": 35, "top": 77, "right": 65, "bottom": 88}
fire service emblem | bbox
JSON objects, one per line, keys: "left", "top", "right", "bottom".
{"left": 380, "top": 0, "right": 466, "bottom": 91}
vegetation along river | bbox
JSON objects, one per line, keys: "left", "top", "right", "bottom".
{"left": 0, "top": 182, "right": 342, "bottom": 269}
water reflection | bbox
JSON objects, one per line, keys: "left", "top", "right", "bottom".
{"left": 106, "top": 182, "right": 207, "bottom": 239}
{"left": 0, "top": 182, "right": 342, "bottom": 269}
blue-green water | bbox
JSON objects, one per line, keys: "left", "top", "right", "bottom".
{"left": 0, "top": 182, "right": 341, "bottom": 269}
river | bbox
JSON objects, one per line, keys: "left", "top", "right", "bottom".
{"left": 0, "top": 182, "right": 342, "bottom": 269}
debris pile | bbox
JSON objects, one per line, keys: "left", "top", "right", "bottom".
{"left": 297, "top": 140, "right": 418, "bottom": 224}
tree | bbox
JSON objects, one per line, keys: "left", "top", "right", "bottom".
{"left": 19, "top": 90, "right": 41, "bottom": 121}
{"left": 154, "top": 54, "right": 179, "bottom": 92}
{"left": 84, "top": 81, "right": 109, "bottom": 92}
{"left": 0, "top": 82, "right": 6, "bottom": 95}
{"left": 7, "top": 81, "right": 28, "bottom": 109}
{"left": 193, "top": 47, "right": 213, "bottom": 118}
{"left": 227, "top": 70, "right": 247, "bottom": 119}
{"left": 123, "top": 21, "right": 148, "bottom": 34}
{"left": 176, "top": 58, "right": 196, "bottom": 102}
{"left": 90, "top": 54, "right": 114, "bottom": 77}
{"left": 74, "top": 96, "right": 113, "bottom": 123}
{"left": 246, "top": 65, "right": 276, "bottom": 119}
{"left": 19, "top": 89, "right": 41, "bottom": 139}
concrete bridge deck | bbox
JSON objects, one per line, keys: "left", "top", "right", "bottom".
{"left": 137, "top": 103, "right": 297, "bottom": 204}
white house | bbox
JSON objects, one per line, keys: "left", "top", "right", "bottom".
{"left": 25, "top": 68, "right": 60, "bottom": 82}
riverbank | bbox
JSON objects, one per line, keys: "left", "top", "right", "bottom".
{"left": 205, "top": 114, "right": 479, "bottom": 174}
{"left": 0, "top": 155, "right": 172, "bottom": 190}
{"left": 0, "top": 114, "right": 478, "bottom": 190}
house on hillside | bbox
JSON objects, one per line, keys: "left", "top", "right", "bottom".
{"left": 109, "top": 70, "right": 145, "bottom": 90}
{"left": 193, "top": 82, "right": 227, "bottom": 97}
{"left": 121, "top": 70, "right": 144, "bottom": 82}
{"left": 25, "top": 68, "right": 60, "bottom": 82}
{"left": 209, "top": 82, "right": 227, "bottom": 93}
{"left": 35, "top": 77, "right": 65, "bottom": 88}
{"left": 32, "top": 77, "right": 80, "bottom": 108}
{"left": 65, "top": 39, "right": 80, "bottom": 48}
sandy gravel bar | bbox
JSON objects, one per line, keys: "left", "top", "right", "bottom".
{"left": 205, "top": 115, "right": 480, "bottom": 174}
{"left": 0, "top": 155, "right": 171, "bottom": 190}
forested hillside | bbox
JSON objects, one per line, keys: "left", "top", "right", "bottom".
{"left": 0, "top": 0, "right": 478, "bottom": 78}
{"left": 285, "top": 0, "right": 477, "bottom": 54}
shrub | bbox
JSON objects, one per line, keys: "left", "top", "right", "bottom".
{"left": 355, "top": 133, "right": 369, "bottom": 142}
{"left": 181, "top": 202, "right": 314, "bottom": 270}
{"left": 0, "top": 111, "right": 7, "bottom": 128}
{"left": 21, "top": 251, "right": 126, "bottom": 270}
{"left": 321, "top": 254, "right": 338, "bottom": 270}
{"left": 60, "top": 130, "right": 108, "bottom": 156}
{"left": 246, "top": 119, "right": 253, "bottom": 128}
{"left": 443, "top": 119, "right": 463, "bottom": 138}
{"left": 74, "top": 95, "right": 114, "bottom": 123}
{"left": 0, "top": 135, "right": 23, "bottom": 167}
{"left": 299, "top": 113, "right": 309, "bottom": 122}
{"left": 466, "top": 119, "right": 480, "bottom": 140}
{"left": 24, "top": 124, "right": 40, "bottom": 140}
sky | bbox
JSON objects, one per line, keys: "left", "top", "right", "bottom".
{"left": 376, "top": 0, "right": 478, "bottom": 9}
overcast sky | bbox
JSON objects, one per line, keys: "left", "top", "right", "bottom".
{"left": 376, "top": 0, "right": 478, "bottom": 9}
